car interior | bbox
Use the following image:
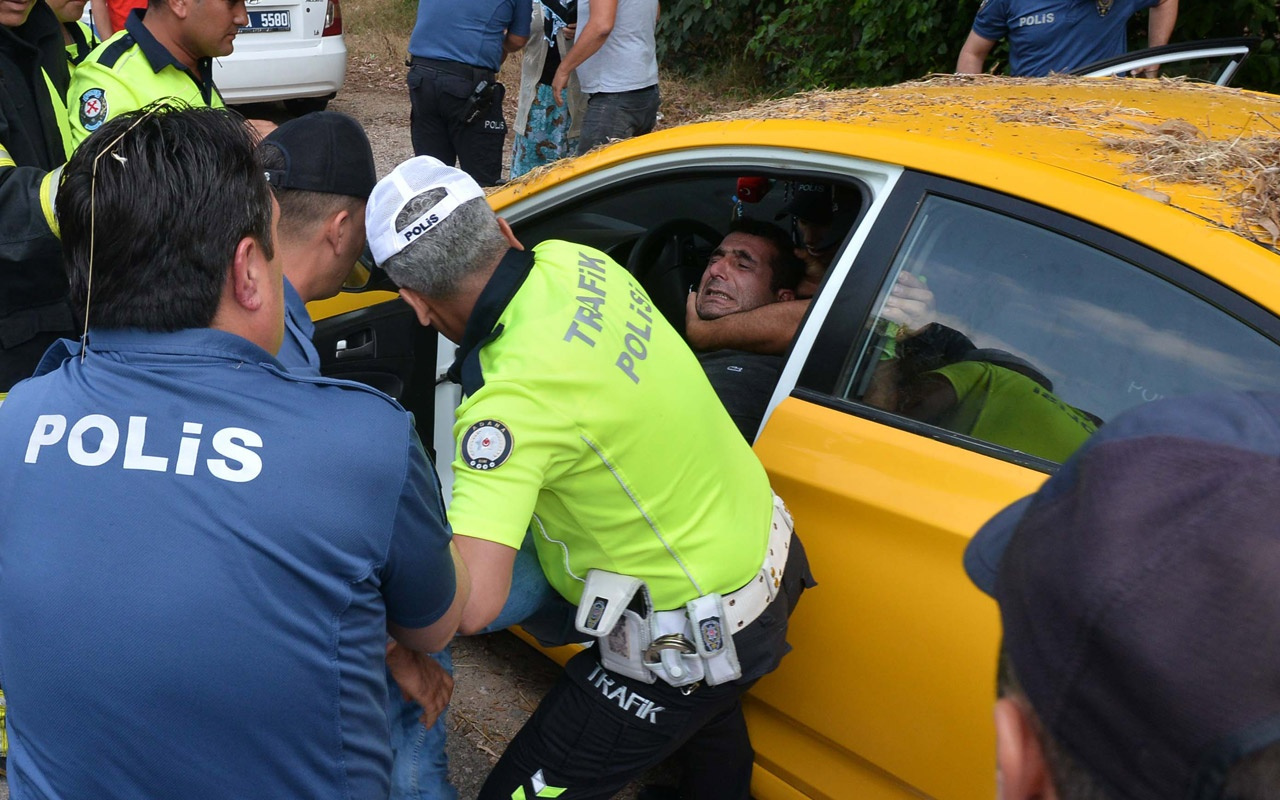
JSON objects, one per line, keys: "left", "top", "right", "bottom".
{"left": 513, "top": 171, "right": 871, "bottom": 340}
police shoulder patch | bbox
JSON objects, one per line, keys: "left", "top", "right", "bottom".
{"left": 462, "top": 419, "right": 513, "bottom": 471}
{"left": 79, "top": 88, "right": 108, "bottom": 132}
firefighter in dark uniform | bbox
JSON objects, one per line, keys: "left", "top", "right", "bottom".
{"left": 0, "top": 0, "right": 74, "bottom": 394}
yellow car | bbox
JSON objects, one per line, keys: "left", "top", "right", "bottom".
{"left": 314, "top": 76, "right": 1280, "bottom": 799}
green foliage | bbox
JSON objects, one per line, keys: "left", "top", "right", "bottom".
{"left": 657, "top": 0, "right": 1280, "bottom": 93}
{"left": 745, "top": 0, "right": 973, "bottom": 88}
{"left": 1172, "top": 0, "right": 1279, "bottom": 91}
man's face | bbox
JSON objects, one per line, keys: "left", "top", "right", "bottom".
{"left": 45, "top": 0, "right": 87, "bottom": 23}
{"left": 322, "top": 201, "right": 368, "bottom": 300}
{"left": 265, "top": 195, "right": 286, "bottom": 355}
{"left": 795, "top": 217, "right": 837, "bottom": 268}
{"left": 0, "top": 0, "right": 36, "bottom": 28}
{"left": 695, "top": 232, "right": 782, "bottom": 320}
{"left": 184, "top": 0, "right": 247, "bottom": 58}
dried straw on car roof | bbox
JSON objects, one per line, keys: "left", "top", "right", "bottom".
{"left": 500, "top": 75, "right": 1280, "bottom": 246}
{"left": 710, "top": 75, "right": 1280, "bottom": 246}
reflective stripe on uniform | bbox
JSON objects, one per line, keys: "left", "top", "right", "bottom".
{"left": 41, "top": 68, "right": 73, "bottom": 159}
{"left": 39, "top": 165, "right": 62, "bottom": 237}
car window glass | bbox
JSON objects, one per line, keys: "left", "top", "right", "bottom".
{"left": 841, "top": 195, "right": 1280, "bottom": 464}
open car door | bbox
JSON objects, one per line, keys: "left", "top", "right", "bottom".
{"left": 1072, "top": 37, "right": 1258, "bottom": 85}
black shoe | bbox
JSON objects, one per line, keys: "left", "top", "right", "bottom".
{"left": 636, "top": 786, "right": 681, "bottom": 800}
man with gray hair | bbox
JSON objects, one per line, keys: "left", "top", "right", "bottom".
{"left": 368, "top": 155, "right": 812, "bottom": 799}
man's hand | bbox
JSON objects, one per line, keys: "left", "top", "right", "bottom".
{"left": 685, "top": 291, "right": 812, "bottom": 355}
{"left": 386, "top": 640, "right": 454, "bottom": 728}
{"left": 881, "top": 272, "right": 935, "bottom": 335}
{"left": 551, "top": 66, "right": 570, "bottom": 106}
{"left": 684, "top": 290, "right": 704, "bottom": 343}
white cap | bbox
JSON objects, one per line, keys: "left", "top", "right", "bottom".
{"left": 366, "top": 156, "right": 487, "bottom": 266}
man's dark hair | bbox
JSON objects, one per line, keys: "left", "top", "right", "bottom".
{"left": 997, "top": 649, "right": 1280, "bottom": 799}
{"left": 728, "top": 218, "right": 804, "bottom": 293}
{"left": 58, "top": 104, "right": 274, "bottom": 331}
{"left": 259, "top": 143, "right": 362, "bottom": 240}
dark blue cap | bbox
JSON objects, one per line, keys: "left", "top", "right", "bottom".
{"left": 965, "top": 391, "right": 1280, "bottom": 799}
{"left": 261, "top": 111, "right": 376, "bottom": 199}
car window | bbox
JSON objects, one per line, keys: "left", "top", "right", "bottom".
{"left": 839, "top": 194, "right": 1280, "bottom": 464}
{"left": 513, "top": 170, "right": 870, "bottom": 334}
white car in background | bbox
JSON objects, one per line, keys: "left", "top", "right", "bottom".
{"left": 216, "top": 0, "right": 346, "bottom": 112}
{"left": 85, "top": 0, "right": 347, "bottom": 113}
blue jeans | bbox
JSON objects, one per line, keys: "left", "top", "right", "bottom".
{"left": 387, "top": 533, "right": 569, "bottom": 799}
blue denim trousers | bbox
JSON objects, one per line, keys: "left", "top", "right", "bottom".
{"left": 387, "top": 533, "right": 570, "bottom": 799}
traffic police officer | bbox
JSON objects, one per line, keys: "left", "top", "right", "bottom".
{"left": 67, "top": 0, "right": 245, "bottom": 148}
{"left": 406, "top": 0, "right": 531, "bottom": 186}
{"left": 0, "top": 107, "right": 468, "bottom": 798}
{"left": 368, "top": 156, "right": 813, "bottom": 800}
{"left": 0, "top": 0, "right": 74, "bottom": 393}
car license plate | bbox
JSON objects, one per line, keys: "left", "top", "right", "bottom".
{"left": 240, "top": 10, "right": 290, "bottom": 33}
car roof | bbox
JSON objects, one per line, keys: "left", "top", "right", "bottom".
{"left": 497, "top": 76, "right": 1280, "bottom": 250}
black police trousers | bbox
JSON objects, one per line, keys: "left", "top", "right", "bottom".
{"left": 479, "top": 648, "right": 756, "bottom": 800}
{"left": 406, "top": 58, "right": 507, "bottom": 187}
{"left": 479, "top": 534, "right": 812, "bottom": 799}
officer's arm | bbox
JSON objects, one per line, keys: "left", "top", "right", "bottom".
{"left": 0, "top": 147, "right": 62, "bottom": 257}
{"left": 956, "top": 30, "right": 997, "bottom": 74}
{"left": 684, "top": 293, "right": 810, "bottom": 355}
{"left": 504, "top": 32, "right": 529, "bottom": 54}
{"left": 503, "top": 0, "right": 532, "bottom": 54}
{"left": 452, "top": 534, "right": 518, "bottom": 635}
{"left": 388, "top": 542, "right": 472, "bottom": 652}
{"left": 1147, "top": 0, "right": 1177, "bottom": 48}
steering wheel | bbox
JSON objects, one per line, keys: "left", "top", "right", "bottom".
{"left": 625, "top": 218, "right": 723, "bottom": 337}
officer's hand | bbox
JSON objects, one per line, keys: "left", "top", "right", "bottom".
{"left": 881, "top": 272, "right": 935, "bottom": 336}
{"left": 684, "top": 291, "right": 713, "bottom": 349}
{"left": 386, "top": 640, "right": 454, "bottom": 728}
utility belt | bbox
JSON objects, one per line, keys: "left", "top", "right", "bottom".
{"left": 407, "top": 56, "right": 496, "bottom": 85}
{"left": 574, "top": 494, "right": 794, "bottom": 690}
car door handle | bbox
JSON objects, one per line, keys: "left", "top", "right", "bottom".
{"left": 335, "top": 329, "right": 375, "bottom": 359}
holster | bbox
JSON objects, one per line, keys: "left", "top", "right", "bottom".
{"left": 575, "top": 569, "right": 744, "bottom": 688}
{"left": 576, "top": 569, "right": 654, "bottom": 683}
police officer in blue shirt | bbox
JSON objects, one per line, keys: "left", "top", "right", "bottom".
{"left": 259, "top": 111, "right": 377, "bottom": 374}
{"left": 407, "top": 0, "right": 532, "bottom": 186}
{"left": 0, "top": 106, "right": 470, "bottom": 800}
{"left": 261, "top": 109, "right": 475, "bottom": 800}
{"left": 956, "top": 0, "right": 1178, "bottom": 77}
